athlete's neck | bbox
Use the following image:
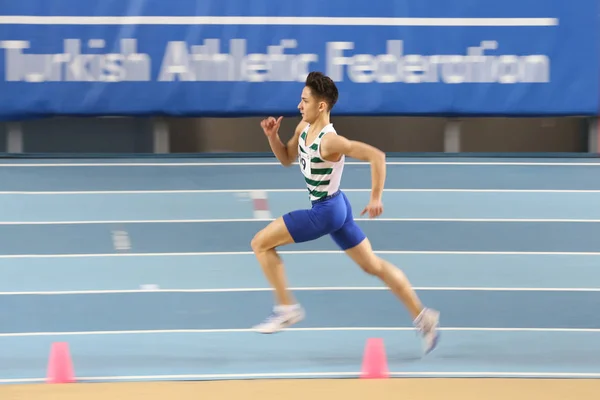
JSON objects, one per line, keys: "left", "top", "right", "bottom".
{"left": 308, "top": 114, "right": 330, "bottom": 135}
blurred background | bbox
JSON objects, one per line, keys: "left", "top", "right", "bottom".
{"left": 0, "top": 0, "right": 597, "bottom": 158}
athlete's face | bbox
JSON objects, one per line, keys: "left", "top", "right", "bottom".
{"left": 298, "top": 86, "right": 327, "bottom": 124}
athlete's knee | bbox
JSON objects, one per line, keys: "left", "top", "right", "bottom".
{"left": 251, "top": 217, "right": 293, "bottom": 253}
{"left": 251, "top": 229, "right": 270, "bottom": 253}
{"left": 362, "top": 257, "right": 384, "bottom": 276}
{"left": 355, "top": 254, "right": 384, "bottom": 276}
{"left": 343, "top": 238, "right": 382, "bottom": 276}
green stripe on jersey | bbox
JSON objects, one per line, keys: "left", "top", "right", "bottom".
{"left": 311, "top": 168, "right": 333, "bottom": 175}
{"left": 305, "top": 177, "right": 330, "bottom": 186}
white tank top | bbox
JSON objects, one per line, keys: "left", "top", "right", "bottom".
{"left": 297, "top": 123, "right": 345, "bottom": 201}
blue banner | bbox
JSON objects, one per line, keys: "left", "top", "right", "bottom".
{"left": 0, "top": 0, "right": 598, "bottom": 120}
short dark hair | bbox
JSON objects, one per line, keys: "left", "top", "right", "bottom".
{"left": 305, "top": 71, "right": 338, "bottom": 111}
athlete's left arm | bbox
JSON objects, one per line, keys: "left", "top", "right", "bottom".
{"left": 321, "top": 134, "right": 385, "bottom": 217}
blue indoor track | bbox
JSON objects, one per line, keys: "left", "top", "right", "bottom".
{"left": 1, "top": 157, "right": 600, "bottom": 383}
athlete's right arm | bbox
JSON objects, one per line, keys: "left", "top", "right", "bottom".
{"left": 261, "top": 117, "right": 306, "bottom": 167}
{"left": 279, "top": 121, "right": 306, "bottom": 166}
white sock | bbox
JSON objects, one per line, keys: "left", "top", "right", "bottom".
{"left": 274, "top": 304, "right": 299, "bottom": 313}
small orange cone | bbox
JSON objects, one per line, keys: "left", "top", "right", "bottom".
{"left": 360, "top": 338, "right": 389, "bottom": 379}
{"left": 46, "top": 342, "right": 75, "bottom": 383}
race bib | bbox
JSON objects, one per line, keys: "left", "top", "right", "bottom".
{"left": 299, "top": 152, "right": 310, "bottom": 177}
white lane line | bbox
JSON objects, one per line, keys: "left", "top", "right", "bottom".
{"left": 0, "top": 286, "right": 598, "bottom": 295}
{"left": 0, "top": 188, "right": 598, "bottom": 195}
{"left": 0, "top": 250, "right": 600, "bottom": 259}
{"left": 1, "top": 217, "right": 600, "bottom": 225}
{"left": 4, "top": 371, "right": 600, "bottom": 384}
{"left": 0, "top": 326, "right": 598, "bottom": 338}
{"left": 3, "top": 371, "right": 600, "bottom": 384}
{"left": 0, "top": 160, "right": 594, "bottom": 167}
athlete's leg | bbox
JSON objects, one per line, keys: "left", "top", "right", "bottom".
{"left": 330, "top": 193, "right": 440, "bottom": 353}
{"left": 250, "top": 216, "right": 297, "bottom": 306}
{"left": 342, "top": 237, "right": 439, "bottom": 353}
{"left": 345, "top": 237, "right": 423, "bottom": 318}
{"left": 251, "top": 216, "right": 305, "bottom": 333}
{"left": 251, "top": 205, "right": 342, "bottom": 333}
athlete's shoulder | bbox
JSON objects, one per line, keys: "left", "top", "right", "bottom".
{"left": 320, "top": 124, "right": 344, "bottom": 140}
{"left": 320, "top": 128, "right": 351, "bottom": 151}
{"left": 318, "top": 123, "right": 338, "bottom": 138}
{"left": 324, "top": 123, "right": 336, "bottom": 132}
{"left": 295, "top": 121, "right": 309, "bottom": 136}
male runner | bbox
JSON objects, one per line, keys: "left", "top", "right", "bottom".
{"left": 251, "top": 71, "right": 440, "bottom": 354}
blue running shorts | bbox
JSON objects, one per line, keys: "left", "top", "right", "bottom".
{"left": 282, "top": 190, "right": 367, "bottom": 250}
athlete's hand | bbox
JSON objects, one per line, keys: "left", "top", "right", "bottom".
{"left": 361, "top": 199, "right": 383, "bottom": 218}
{"left": 260, "top": 116, "right": 283, "bottom": 139}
